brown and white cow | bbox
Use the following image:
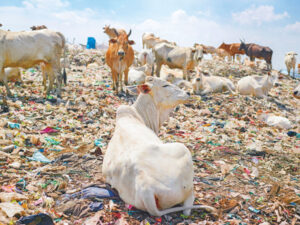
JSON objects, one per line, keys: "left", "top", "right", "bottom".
{"left": 105, "top": 29, "right": 135, "bottom": 94}
{"left": 103, "top": 76, "right": 216, "bottom": 217}
{"left": 218, "top": 42, "right": 245, "bottom": 61}
{"left": 0, "top": 29, "right": 65, "bottom": 96}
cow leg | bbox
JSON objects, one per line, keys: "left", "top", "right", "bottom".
{"left": 111, "top": 70, "right": 117, "bottom": 91}
{"left": 124, "top": 68, "right": 129, "bottom": 86}
{"left": 287, "top": 68, "right": 290, "bottom": 76}
{"left": 45, "top": 64, "right": 54, "bottom": 95}
{"left": 156, "top": 61, "right": 162, "bottom": 77}
{"left": 41, "top": 64, "right": 47, "bottom": 90}
{"left": 183, "top": 192, "right": 194, "bottom": 216}
{"left": 119, "top": 72, "right": 123, "bottom": 93}
{"left": 292, "top": 66, "right": 295, "bottom": 77}
{"left": 183, "top": 66, "right": 188, "bottom": 81}
{"left": 116, "top": 73, "right": 119, "bottom": 94}
{"left": 1, "top": 67, "right": 12, "bottom": 97}
{"left": 53, "top": 58, "right": 62, "bottom": 97}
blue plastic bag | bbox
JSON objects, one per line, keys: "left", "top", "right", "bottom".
{"left": 17, "top": 213, "right": 54, "bottom": 225}
{"left": 27, "top": 151, "right": 51, "bottom": 163}
{"left": 90, "top": 202, "right": 103, "bottom": 212}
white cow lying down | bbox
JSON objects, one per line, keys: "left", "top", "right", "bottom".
{"left": 128, "top": 69, "right": 146, "bottom": 85}
{"left": 192, "top": 69, "right": 236, "bottom": 95}
{"left": 128, "top": 64, "right": 153, "bottom": 85}
{"left": 160, "top": 65, "right": 193, "bottom": 92}
{"left": 237, "top": 72, "right": 278, "bottom": 98}
{"left": 137, "top": 49, "right": 154, "bottom": 66}
{"left": 103, "top": 77, "right": 216, "bottom": 217}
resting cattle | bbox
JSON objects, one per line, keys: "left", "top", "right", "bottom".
{"left": 105, "top": 29, "right": 135, "bottom": 94}
{"left": 103, "top": 25, "right": 126, "bottom": 39}
{"left": 160, "top": 65, "right": 183, "bottom": 82}
{"left": 134, "top": 63, "right": 152, "bottom": 76}
{"left": 237, "top": 73, "right": 278, "bottom": 98}
{"left": 154, "top": 43, "right": 203, "bottom": 81}
{"left": 128, "top": 64, "right": 152, "bottom": 85}
{"left": 192, "top": 68, "right": 236, "bottom": 95}
{"left": 239, "top": 40, "right": 273, "bottom": 70}
{"left": 0, "top": 29, "right": 66, "bottom": 96}
{"left": 284, "top": 51, "right": 297, "bottom": 77}
{"left": 160, "top": 66, "right": 192, "bottom": 92}
{"left": 218, "top": 42, "right": 245, "bottom": 61}
{"left": 103, "top": 76, "right": 216, "bottom": 216}
{"left": 137, "top": 49, "right": 154, "bottom": 66}
{"left": 0, "top": 68, "right": 22, "bottom": 83}
{"left": 293, "top": 83, "right": 300, "bottom": 99}
{"left": 30, "top": 25, "right": 47, "bottom": 30}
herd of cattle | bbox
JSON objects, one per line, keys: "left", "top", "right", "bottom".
{"left": 0, "top": 24, "right": 299, "bottom": 217}
{"left": 103, "top": 25, "right": 299, "bottom": 99}
{"left": 0, "top": 24, "right": 299, "bottom": 99}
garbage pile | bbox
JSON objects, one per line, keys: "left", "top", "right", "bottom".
{"left": 0, "top": 49, "right": 299, "bottom": 224}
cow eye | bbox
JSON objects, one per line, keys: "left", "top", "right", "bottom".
{"left": 162, "top": 84, "right": 169, "bottom": 87}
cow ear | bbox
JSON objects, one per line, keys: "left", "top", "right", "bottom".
{"left": 109, "top": 39, "right": 117, "bottom": 44}
{"left": 191, "top": 48, "right": 196, "bottom": 53}
{"left": 137, "top": 84, "right": 151, "bottom": 94}
{"left": 128, "top": 40, "right": 135, "bottom": 45}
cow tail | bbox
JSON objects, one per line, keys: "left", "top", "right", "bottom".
{"left": 57, "top": 32, "right": 67, "bottom": 85}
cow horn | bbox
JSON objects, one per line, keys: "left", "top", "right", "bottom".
{"left": 113, "top": 28, "right": 119, "bottom": 37}
{"left": 127, "top": 29, "right": 132, "bottom": 38}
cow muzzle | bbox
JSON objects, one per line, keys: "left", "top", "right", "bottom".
{"left": 118, "top": 51, "right": 125, "bottom": 56}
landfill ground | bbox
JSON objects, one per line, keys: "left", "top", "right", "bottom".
{"left": 0, "top": 49, "right": 299, "bottom": 225}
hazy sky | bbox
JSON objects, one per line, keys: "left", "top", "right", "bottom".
{"left": 1, "top": 0, "right": 299, "bottom": 69}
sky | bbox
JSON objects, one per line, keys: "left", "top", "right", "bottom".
{"left": 0, "top": 0, "right": 300, "bottom": 70}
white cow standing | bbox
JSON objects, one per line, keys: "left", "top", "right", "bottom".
{"left": 192, "top": 69, "right": 236, "bottom": 95}
{"left": 154, "top": 43, "right": 203, "bottom": 81}
{"left": 102, "top": 77, "right": 216, "bottom": 217}
{"left": 237, "top": 72, "right": 278, "bottom": 98}
{"left": 0, "top": 29, "right": 65, "bottom": 96}
{"left": 284, "top": 51, "right": 297, "bottom": 77}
